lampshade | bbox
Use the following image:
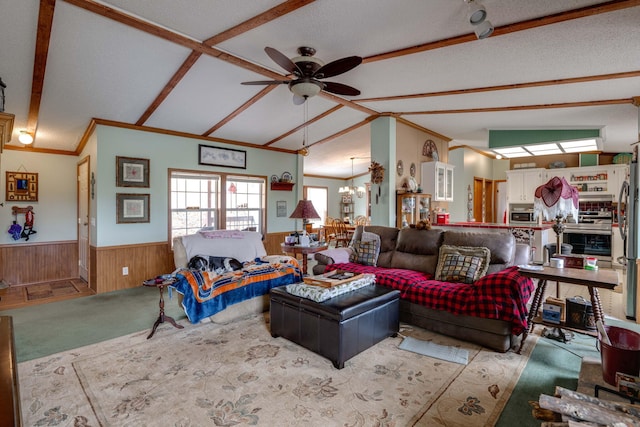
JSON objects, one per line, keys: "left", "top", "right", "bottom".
{"left": 533, "top": 176, "right": 579, "bottom": 221}
{"left": 289, "top": 200, "right": 320, "bottom": 221}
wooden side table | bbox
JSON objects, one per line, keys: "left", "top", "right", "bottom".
{"left": 517, "top": 266, "right": 618, "bottom": 353}
{"left": 280, "top": 243, "right": 329, "bottom": 275}
{"left": 143, "top": 277, "right": 184, "bottom": 339}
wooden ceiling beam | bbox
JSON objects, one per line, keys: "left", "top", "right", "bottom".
{"left": 364, "top": 0, "right": 640, "bottom": 63}
{"left": 358, "top": 70, "right": 640, "bottom": 103}
{"left": 135, "top": 0, "right": 314, "bottom": 126}
{"left": 202, "top": 86, "right": 278, "bottom": 136}
{"left": 399, "top": 98, "right": 633, "bottom": 115}
{"left": 63, "top": 0, "right": 286, "bottom": 80}
{"left": 25, "top": 0, "right": 56, "bottom": 145}
{"left": 308, "top": 116, "right": 377, "bottom": 148}
{"left": 204, "top": 0, "right": 315, "bottom": 46}
{"left": 135, "top": 51, "right": 202, "bottom": 126}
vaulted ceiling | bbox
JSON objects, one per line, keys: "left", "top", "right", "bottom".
{"left": 2, "top": 0, "right": 639, "bottom": 178}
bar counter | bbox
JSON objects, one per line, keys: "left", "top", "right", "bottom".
{"left": 434, "top": 222, "right": 554, "bottom": 231}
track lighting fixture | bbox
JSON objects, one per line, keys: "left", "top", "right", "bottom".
{"left": 474, "top": 20, "right": 494, "bottom": 39}
{"left": 464, "top": 0, "right": 493, "bottom": 40}
{"left": 466, "top": 0, "right": 487, "bottom": 25}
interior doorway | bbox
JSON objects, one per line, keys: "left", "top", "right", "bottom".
{"left": 473, "top": 177, "right": 496, "bottom": 223}
{"left": 77, "top": 157, "right": 90, "bottom": 282}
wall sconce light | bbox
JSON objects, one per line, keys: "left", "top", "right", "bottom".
{"left": 18, "top": 130, "right": 34, "bottom": 145}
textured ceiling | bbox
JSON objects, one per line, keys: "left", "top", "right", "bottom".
{"left": 1, "top": 0, "right": 639, "bottom": 178}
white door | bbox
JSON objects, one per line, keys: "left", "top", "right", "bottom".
{"left": 78, "top": 158, "right": 90, "bottom": 281}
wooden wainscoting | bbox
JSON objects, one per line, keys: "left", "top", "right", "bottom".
{"left": 264, "top": 232, "right": 292, "bottom": 255}
{"left": 90, "top": 241, "right": 174, "bottom": 294}
{"left": 0, "top": 241, "right": 78, "bottom": 286}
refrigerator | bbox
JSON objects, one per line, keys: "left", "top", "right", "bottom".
{"left": 622, "top": 157, "right": 638, "bottom": 320}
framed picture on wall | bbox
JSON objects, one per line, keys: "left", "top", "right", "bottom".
{"left": 116, "top": 156, "right": 150, "bottom": 187}
{"left": 198, "top": 144, "right": 247, "bottom": 169}
{"left": 6, "top": 171, "right": 38, "bottom": 201}
{"left": 276, "top": 200, "right": 287, "bottom": 217}
{"left": 117, "top": 193, "right": 150, "bottom": 223}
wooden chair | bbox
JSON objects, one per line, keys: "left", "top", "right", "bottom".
{"left": 354, "top": 215, "right": 369, "bottom": 226}
{"left": 332, "top": 219, "right": 352, "bottom": 248}
{"left": 323, "top": 217, "right": 337, "bottom": 246}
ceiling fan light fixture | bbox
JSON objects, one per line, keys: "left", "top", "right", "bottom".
{"left": 474, "top": 20, "right": 494, "bottom": 39}
{"left": 18, "top": 130, "right": 33, "bottom": 145}
{"left": 467, "top": 0, "right": 487, "bottom": 25}
{"left": 290, "top": 80, "right": 322, "bottom": 99}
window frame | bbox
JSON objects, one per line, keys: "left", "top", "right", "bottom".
{"left": 168, "top": 168, "right": 267, "bottom": 245}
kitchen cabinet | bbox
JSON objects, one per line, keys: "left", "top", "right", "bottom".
{"left": 396, "top": 193, "right": 431, "bottom": 228}
{"left": 421, "top": 161, "right": 454, "bottom": 202}
{"left": 506, "top": 169, "right": 545, "bottom": 203}
{"left": 565, "top": 164, "right": 628, "bottom": 198}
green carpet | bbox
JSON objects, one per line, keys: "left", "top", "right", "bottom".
{"left": 0, "top": 286, "right": 186, "bottom": 362}
{"left": 2, "top": 287, "right": 639, "bottom": 426}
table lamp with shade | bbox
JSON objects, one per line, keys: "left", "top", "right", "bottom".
{"left": 289, "top": 199, "right": 320, "bottom": 246}
{"left": 533, "top": 176, "right": 579, "bottom": 258}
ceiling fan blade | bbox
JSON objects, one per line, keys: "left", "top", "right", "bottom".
{"left": 292, "top": 94, "right": 307, "bottom": 105}
{"left": 265, "top": 47, "right": 302, "bottom": 76}
{"left": 241, "top": 80, "right": 289, "bottom": 85}
{"left": 322, "top": 81, "right": 361, "bottom": 96}
{"left": 314, "top": 56, "right": 362, "bottom": 79}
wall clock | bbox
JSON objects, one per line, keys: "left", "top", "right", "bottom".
{"left": 422, "top": 139, "right": 439, "bottom": 161}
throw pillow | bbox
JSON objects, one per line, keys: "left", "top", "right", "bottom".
{"left": 349, "top": 231, "right": 381, "bottom": 266}
{"left": 434, "top": 245, "right": 491, "bottom": 283}
{"left": 349, "top": 240, "right": 380, "bottom": 266}
{"left": 435, "top": 253, "right": 483, "bottom": 284}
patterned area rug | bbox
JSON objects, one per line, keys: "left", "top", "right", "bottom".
{"left": 19, "top": 314, "right": 536, "bottom": 426}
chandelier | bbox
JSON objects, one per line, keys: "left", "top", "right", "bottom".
{"left": 339, "top": 157, "right": 366, "bottom": 198}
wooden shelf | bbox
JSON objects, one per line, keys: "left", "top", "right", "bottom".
{"left": 0, "top": 112, "right": 15, "bottom": 152}
{"left": 271, "top": 182, "right": 294, "bottom": 191}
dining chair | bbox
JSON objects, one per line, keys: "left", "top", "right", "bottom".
{"left": 332, "top": 219, "right": 352, "bottom": 248}
{"left": 354, "top": 215, "right": 369, "bottom": 226}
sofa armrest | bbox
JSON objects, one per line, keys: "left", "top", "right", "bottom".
{"left": 312, "top": 248, "right": 353, "bottom": 275}
{"left": 314, "top": 248, "right": 353, "bottom": 265}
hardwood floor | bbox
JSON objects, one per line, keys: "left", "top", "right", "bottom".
{"left": 0, "top": 279, "right": 94, "bottom": 310}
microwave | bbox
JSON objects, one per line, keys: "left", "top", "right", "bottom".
{"left": 510, "top": 210, "right": 534, "bottom": 223}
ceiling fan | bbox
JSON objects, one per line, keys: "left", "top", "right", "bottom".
{"left": 242, "top": 46, "right": 362, "bottom": 105}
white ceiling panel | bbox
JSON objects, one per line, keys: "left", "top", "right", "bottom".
{"left": 1, "top": 0, "right": 638, "bottom": 176}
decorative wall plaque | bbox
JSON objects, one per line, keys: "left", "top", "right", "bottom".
{"left": 6, "top": 171, "right": 38, "bottom": 201}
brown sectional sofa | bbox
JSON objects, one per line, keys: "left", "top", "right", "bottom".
{"left": 313, "top": 225, "right": 532, "bottom": 352}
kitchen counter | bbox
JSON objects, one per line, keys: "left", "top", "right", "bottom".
{"left": 434, "top": 222, "right": 554, "bottom": 231}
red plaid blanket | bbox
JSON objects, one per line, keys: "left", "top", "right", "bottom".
{"left": 325, "top": 264, "right": 534, "bottom": 334}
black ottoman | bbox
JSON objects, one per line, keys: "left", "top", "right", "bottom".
{"left": 269, "top": 284, "right": 400, "bottom": 369}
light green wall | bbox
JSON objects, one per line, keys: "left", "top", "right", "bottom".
{"left": 0, "top": 150, "right": 78, "bottom": 244}
{"left": 370, "top": 117, "right": 396, "bottom": 227}
{"left": 87, "top": 125, "right": 299, "bottom": 246}
{"left": 489, "top": 129, "right": 600, "bottom": 147}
